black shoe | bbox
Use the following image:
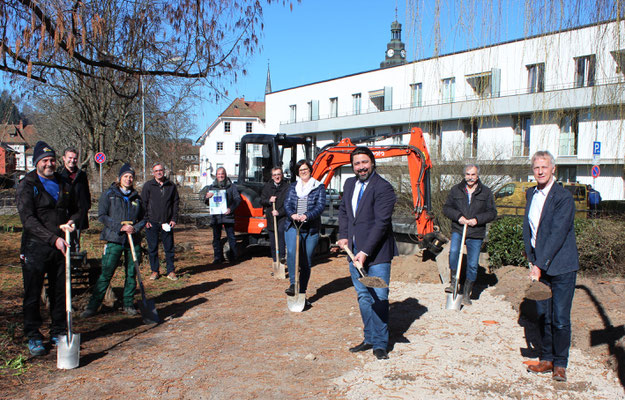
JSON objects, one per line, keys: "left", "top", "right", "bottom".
{"left": 280, "top": 257, "right": 287, "bottom": 265}
{"left": 213, "top": 258, "right": 225, "bottom": 265}
{"left": 445, "top": 276, "right": 457, "bottom": 294}
{"left": 349, "top": 341, "right": 373, "bottom": 353}
{"left": 373, "top": 348, "right": 389, "bottom": 360}
{"left": 285, "top": 284, "right": 295, "bottom": 296}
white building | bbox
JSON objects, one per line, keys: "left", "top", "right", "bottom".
{"left": 265, "top": 20, "right": 625, "bottom": 200}
{"left": 196, "top": 98, "right": 266, "bottom": 187}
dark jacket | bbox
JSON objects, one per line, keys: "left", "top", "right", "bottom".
{"left": 339, "top": 172, "right": 398, "bottom": 266}
{"left": 141, "top": 178, "right": 180, "bottom": 224}
{"left": 16, "top": 170, "right": 82, "bottom": 247}
{"left": 260, "top": 179, "right": 290, "bottom": 231}
{"left": 284, "top": 180, "right": 326, "bottom": 233}
{"left": 204, "top": 178, "right": 241, "bottom": 225}
{"left": 98, "top": 183, "right": 146, "bottom": 245}
{"left": 443, "top": 179, "right": 497, "bottom": 239}
{"left": 523, "top": 182, "right": 579, "bottom": 276}
{"left": 60, "top": 167, "right": 92, "bottom": 229}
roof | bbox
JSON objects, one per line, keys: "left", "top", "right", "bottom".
{"left": 219, "top": 98, "right": 265, "bottom": 121}
{"left": 0, "top": 124, "right": 39, "bottom": 148}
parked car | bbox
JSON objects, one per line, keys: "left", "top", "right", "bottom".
{"left": 495, "top": 181, "right": 588, "bottom": 218}
{"left": 326, "top": 188, "right": 341, "bottom": 207}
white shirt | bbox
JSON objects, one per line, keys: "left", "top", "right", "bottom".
{"left": 351, "top": 179, "right": 370, "bottom": 217}
{"left": 528, "top": 178, "right": 555, "bottom": 248}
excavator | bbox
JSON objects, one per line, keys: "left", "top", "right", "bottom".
{"left": 232, "top": 127, "right": 446, "bottom": 255}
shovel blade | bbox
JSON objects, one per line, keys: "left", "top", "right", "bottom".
{"left": 57, "top": 333, "right": 81, "bottom": 369}
{"left": 525, "top": 281, "right": 552, "bottom": 301}
{"left": 273, "top": 261, "right": 286, "bottom": 280}
{"left": 139, "top": 298, "right": 160, "bottom": 325}
{"left": 287, "top": 294, "right": 306, "bottom": 312}
{"left": 445, "top": 293, "right": 463, "bottom": 310}
{"left": 359, "top": 276, "right": 388, "bottom": 289}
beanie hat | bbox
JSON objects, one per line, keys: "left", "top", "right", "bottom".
{"left": 33, "top": 141, "right": 56, "bottom": 166}
{"left": 118, "top": 163, "right": 135, "bottom": 178}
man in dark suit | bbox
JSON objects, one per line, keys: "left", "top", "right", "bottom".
{"left": 523, "top": 150, "right": 579, "bottom": 382}
{"left": 337, "top": 147, "right": 398, "bottom": 360}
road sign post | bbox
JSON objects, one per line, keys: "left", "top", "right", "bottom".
{"left": 95, "top": 152, "right": 106, "bottom": 193}
{"left": 591, "top": 165, "right": 600, "bottom": 178}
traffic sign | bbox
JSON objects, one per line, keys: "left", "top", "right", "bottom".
{"left": 591, "top": 165, "right": 600, "bottom": 178}
{"left": 593, "top": 141, "right": 601, "bottom": 156}
{"left": 95, "top": 152, "right": 106, "bottom": 164}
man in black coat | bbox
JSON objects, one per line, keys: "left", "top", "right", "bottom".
{"left": 442, "top": 164, "right": 497, "bottom": 305}
{"left": 142, "top": 162, "right": 180, "bottom": 280}
{"left": 59, "top": 147, "right": 91, "bottom": 252}
{"left": 260, "top": 167, "right": 289, "bottom": 265}
{"left": 16, "top": 141, "right": 81, "bottom": 356}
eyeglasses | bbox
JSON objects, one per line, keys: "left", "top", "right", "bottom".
{"left": 299, "top": 168, "right": 310, "bottom": 173}
{"left": 272, "top": 174, "right": 282, "bottom": 177}
{"left": 154, "top": 169, "right": 164, "bottom": 172}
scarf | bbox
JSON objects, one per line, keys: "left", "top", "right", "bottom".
{"left": 295, "top": 177, "right": 321, "bottom": 198}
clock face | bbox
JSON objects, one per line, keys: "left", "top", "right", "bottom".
{"left": 387, "top": 49, "right": 395, "bottom": 58}
{"left": 400, "top": 49, "right": 406, "bottom": 58}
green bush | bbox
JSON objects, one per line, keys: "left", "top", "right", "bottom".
{"left": 487, "top": 216, "right": 625, "bottom": 276}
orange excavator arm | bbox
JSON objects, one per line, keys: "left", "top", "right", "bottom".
{"left": 311, "top": 127, "right": 436, "bottom": 240}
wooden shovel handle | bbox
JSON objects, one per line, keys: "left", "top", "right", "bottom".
{"left": 342, "top": 245, "right": 367, "bottom": 278}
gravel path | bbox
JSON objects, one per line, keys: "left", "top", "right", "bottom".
{"left": 334, "top": 281, "right": 625, "bottom": 400}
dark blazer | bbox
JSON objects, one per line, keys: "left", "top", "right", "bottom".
{"left": 442, "top": 179, "right": 497, "bottom": 239}
{"left": 523, "top": 181, "right": 579, "bottom": 276}
{"left": 338, "top": 171, "right": 398, "bottom": 267}
{"left": 260, "top": 179, "right": 289, "bottom": 231}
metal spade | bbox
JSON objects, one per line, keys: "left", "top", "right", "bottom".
{"left": 342, "top": 245, "right": 388, "bottom": 289}
{"left": 445, "top": 224, "right": 467, "bottom": 311}
{"left": 287, "top": 221, "right": 306, "bottom": 312}
{"left": 57, "top": 225, "right": 80, "bottom": 369}
{"left": 272, "top": 203, "right": 286, "bottom": 279}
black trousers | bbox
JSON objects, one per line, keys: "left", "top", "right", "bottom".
{"left": 268, "top": 219, "right": 286, "bottom": 262}
{"left": 22, "top": 239, "right": 67, "bottom": 340}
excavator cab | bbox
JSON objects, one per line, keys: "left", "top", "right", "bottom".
{"left": 234, "top": 134, "right": 313, "bottom": 238}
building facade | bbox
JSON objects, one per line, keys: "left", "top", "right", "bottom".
{"left": 265, "top": 20, "right": 625, "bottom": 200}
{"left": 196, "top": 98, "right": 266, "bottom": 187}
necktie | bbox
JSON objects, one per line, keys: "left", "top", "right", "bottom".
{"left": 356, "top": 182, "right": 365, "bottom": 212}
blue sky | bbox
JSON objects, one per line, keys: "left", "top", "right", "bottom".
{"left": 194, "top": 0, "right": 530, "bottom": 140}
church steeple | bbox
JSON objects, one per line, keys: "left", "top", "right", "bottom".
{"left": 380, "top": 19, "right": 407, "bottom": 69}
{"left": 265, "top": 61, "right": 272, "bottom": 96}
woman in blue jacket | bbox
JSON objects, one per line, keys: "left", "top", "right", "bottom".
{"left": 284, "top": 160, "right": 326, "bottom": 297}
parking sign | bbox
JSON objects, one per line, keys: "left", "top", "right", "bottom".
{"left": 593, "top": 141, "right": 601, "bottom": 156}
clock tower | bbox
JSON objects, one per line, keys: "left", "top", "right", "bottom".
{"left": 380, "top": 20, "right": 407, "bottom": 69}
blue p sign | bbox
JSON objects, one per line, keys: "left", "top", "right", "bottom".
{"left": 593, "top": 141, "right": 601, "bottom": 156}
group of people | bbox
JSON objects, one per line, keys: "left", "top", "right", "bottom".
{"left": 17, "top": 141, "right": 579, "bottom": 381}
{"left": 17, "top": 141, "right": 180, "bottom": 356}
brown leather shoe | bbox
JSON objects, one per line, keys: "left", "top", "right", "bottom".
{"left": 553, "top": 366, "right": 567, "bottom": 382}
{"left": 527, "top": 360, "right": 553, "bottom": 374}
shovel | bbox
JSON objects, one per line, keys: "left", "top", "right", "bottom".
{"left": 57, "top": 224, "right": 80, "bottom": 369}
{"left": 446, "top": 224, "right": 467, "bottom": 311}
{"left": 272, "top": 203, "right": 286, "bottom": 279}
{"left": 123, "top": 222, "right": 160, "bottom": 324}
{"left": 287, "top": 221, "right": 306, "bottom": 312}
{"left": 342, "top": 245, "right": 388, "bottom": 289}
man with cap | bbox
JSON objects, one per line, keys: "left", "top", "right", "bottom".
{"left": 16, "top": 141, "right": 81, "bottom": 356}
{"left": 59, "top": 147, "right": 91, "bottom": 252}
{"left": 81, "top": 163, "right": 146, "bottom": 318}
{"left": 142, "top": 162, "right": 180, "bottom": 281}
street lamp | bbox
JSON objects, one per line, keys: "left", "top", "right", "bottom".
{"left": 141, "top": 57, "right": 182, "bottom": 182}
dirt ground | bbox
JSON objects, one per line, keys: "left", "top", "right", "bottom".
{"left": 0, "top": 224, "right": 624, "bottom": 399}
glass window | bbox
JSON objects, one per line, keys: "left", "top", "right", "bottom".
{"left": 329, "top": 97, "right": 338, "bottom": 118}
{"left": 235, "top": 142, "right": 241, "bottom": 152}
{"left": 466, "top": 73, "right": 492, "bottom": 97}
{"left": 513, "top": 116, "right": 531, "bottom": 157}
{"left": 224, "top": 122, "right": 231, "bottom": 133}
{"left": 559, "top": 113, "right": 578, "bottom": 156}
{"left": 442, "top": 78, "right": 455, "bottom": 103}
{"left": 527, "top": 63, "right": 545, "bottom": 93}
{"left": 246, "top": 122, "right": 252, "bottom": 133}
{"left": 429, "top": 122, "right": 442, "bottom": 159}
{"left": 575, "top": 55, "right": 596, "bottom": 88}
{"left": 289, "top": 105, "right": 297, "bottom": 123}
{"left": 463, "top": 120, "right": 478, "bottom": 158}
{"left": 410, "top": 83, "right": 422, "bottom": 107}
{"left": 352, "top": 93, "right": 361, "bottom": 115}
{"left": 216, "top": 142, "right": 224, "bottom": 152}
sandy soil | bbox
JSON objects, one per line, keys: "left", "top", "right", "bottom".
{"left": 1, "top": 225, "right": 624, "bottom": 399}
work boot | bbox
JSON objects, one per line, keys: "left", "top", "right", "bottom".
{"left": 462, "top": 280, "right": 474, "bottom": 306}
{"left": 285, "top": 284, "right": 295, "bottom": 296}
{"left": 444, "top": 277, "right": 457, "bottom": 294}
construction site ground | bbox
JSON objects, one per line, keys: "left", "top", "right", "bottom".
{"left": 0, "top": 224, "right": 624, "bottom": 399}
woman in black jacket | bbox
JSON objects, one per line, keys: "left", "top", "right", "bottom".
{"left": 204, "top": 167, "right": 241, "bottom": 263}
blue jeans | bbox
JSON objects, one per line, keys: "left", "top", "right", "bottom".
{"left": 213, "top": 223, "right": 236, "bottom": 261}
{"left": 349, "top": 249, "right": 390, "bottom": 350}
{"left": 285, "top": 226, "right": 319, "bottom": 293}
{"left": 536, "top": 270, "right": 577, "bottom": 368}
{"left": 145, "top": 224, "right": 175, "bottom": 274}
{"left": 448, "top": 231, "right": 482, "bottom": 282}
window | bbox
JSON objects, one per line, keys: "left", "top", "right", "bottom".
{"left": 513, "top": 116, "right": 531, "bottom": 157}
{"left": 495, "top": 183, "right": 515, "bottom": 199}
{"left": 557, "top": 167, "right": 577, "bottom": 183}
{"left": 216, "top": 142, "right": 224, "bottom": 152}
{"left": 246, "top": 122, "right": 252, "bottom": 133}
{"left": 391, "top": 125, "right": 403, "bottom": 144}
{"left": 559, "top": 113, "right": 578, "bottom": 156}
{"left": 611, "top": 50, "right": 625, "bottom": 75}
{"left": 352, "top": 93, "right": 361, "bottom": 115}
{"left": 463, "top": 120, "right": 478, "bottom": 158}
{"left": 216, "top": 163, "right": 224, "bottom": 171}
{"left": 235, "top": 142, "right": 241, "bottom": 152}
{"left": 410, "top": 83, "right": 422, "bottom": 107}
{"left": 527, "top": 63, "right": 545, "bottom": 93}
{"left": 574, "top": 55, "right": 595, "bottom": 88}
{"left": 289, "top": 105, "right": 297, "bottom": 123}
{"left": 224, "top": 122, "right": 231, "bottom": 133}
{"left": 333, "top": 131, "right": 342, "bottom": 143}
{"left": 307, "top": 100, "right": 319, "bottom": 121}
{"left": 466, "top": 72, "right": 492, "bottom": 98}
{"left": 329, "top": 97, "right": 338, "bottom": 118}
{"left": 234, "top": 164, "right": 239, "bottom": 176}
{"left": 429, "top": 122, "right": 442, "bottom": 159}
{"left": 442, "top": 78, "right": 455, "bottom": 103}
{"left": 368, "top": 86, "right": 392, "bottom": 111}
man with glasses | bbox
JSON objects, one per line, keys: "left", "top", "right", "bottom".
{"left": 261, "top": 167, "right": 290, "bottom": 268}
{"left": 141, "top": 162, "right": 180, "bottom": 280}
